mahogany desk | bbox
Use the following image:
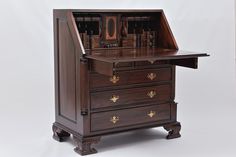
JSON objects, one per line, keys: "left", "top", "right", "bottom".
{"left": 52, "top": 9, "right": 209, "bottom": 155}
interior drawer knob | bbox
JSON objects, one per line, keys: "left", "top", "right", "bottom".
{"left": 110, "top": 116, "right": 119, "bottom": 124}
{"left": 110, "top": 75, "right": 120, "bottom": 84}
{"left": 147, "top": 111, "right": 156, "bottom": 118}
{"left": 147, "top": 90, "right": 156, "bottom": 98}
{"left": 110, "top": 95, "right": 119, "bottom": 103}
{"left": 147, "top": 73, "right": 157, "bottom": 80}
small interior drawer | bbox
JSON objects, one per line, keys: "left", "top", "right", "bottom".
{"left": 89, "top": 67, "right": 172, "bottom": 89}
{"left": 90, "top": 103, "right": 171, "bottom": 132}
{"left": 134, "top": 60, "right": 169, "bottom": 66}
{"left": 90, "top": 84, "right": 171, "bottom": 109}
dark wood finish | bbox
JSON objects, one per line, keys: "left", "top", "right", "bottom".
{"left": 90, "top": 84, "right": 171, "bottom": 109}
{"left": 89, "top": 67, "right": 172, "bottom": 89}
{"left": 90, "top": 60, "right": 114, "bottom": 76}
{"left": 80, "top": 58, "right": 89, "bottom": 115}
{"left": 86, "top": 48, "right": 208, "bottom": 63}
{"left": 74, "top": 136, "right": 101, "bottom": 155}
{"left": 135, "top": 60, "right": 168, "bottom": 66}
{"left": 53, "top": 9, "right": 209, "bottom": 155}
{"left": 158, "top": 11, "right": 178, "bottom": 49}
{"left": 58, "top": 18, "right": 76, "bottom": 121}
{"left": 54, "top": 10, "right": 79, "bottom": 133}
{"left": 170, "top": 58, "right": 198, "bottom": 69}
{"left": 52, "top": 123, "right": 70, "bottom": 142}
{"left": 163, "top": 121, "right": 181, "bottom": 139}
{"left": 91, "top": 103, "right": 171, "bottom": 131}
{"left": 86, "top": 48, "right": 208, "bottom": 76}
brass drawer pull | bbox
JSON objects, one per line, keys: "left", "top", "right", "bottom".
{"left": 147, "top": 90, "right": 156, "bottom": 98}
{"left": 147, "top": 111, "right": 156, "bottom": 118}
{"left": 147, "top": 73, "right": 157, "bottom": 80}
{"left": 110, "top": 95, "right": 119, "bottom": 103}
{"left": 110, "top": 75, "right": 120, "bottom": 84}
{"left": 110, "top": 116, "right": 119, "bottom": 124}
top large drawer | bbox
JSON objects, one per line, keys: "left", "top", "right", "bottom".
{"left": 89, "top": 67, "right": 172, "bottom": 89}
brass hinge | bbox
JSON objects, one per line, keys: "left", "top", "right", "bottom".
{"left": 81, "top": 108, "right": 88, "bottom": 115}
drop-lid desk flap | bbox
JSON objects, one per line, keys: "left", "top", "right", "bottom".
{"left": 85, "top": 48, "right": 209, "bottom": 76}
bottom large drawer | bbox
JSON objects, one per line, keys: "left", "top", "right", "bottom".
{"left": 90, "top": 103, "right": 171, "bottom": 132}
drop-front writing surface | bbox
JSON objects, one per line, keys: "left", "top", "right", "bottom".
{"left": 52, "top": 9, "right": 209, "bottom": 155}
{"left": 86, "top": 48, "right": 207, "bottom": 62}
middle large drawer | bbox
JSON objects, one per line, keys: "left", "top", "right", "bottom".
{"left": 90, "top": 84, "right": 172, "bottom": 109}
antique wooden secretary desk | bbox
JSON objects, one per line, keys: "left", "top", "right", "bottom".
{"left": 52, "top": 9, "right": 208, "bottom": 155}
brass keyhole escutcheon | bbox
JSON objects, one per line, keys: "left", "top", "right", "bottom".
{"left": 147, "top": 90, "right": 156, "bottom": 98}
{"left": 147, "top": 73, "right": 157, "bottom": 80}
{"left": 110, "top": 95, "right": 119, "bottom": 103}
{"left": 148, "top": 111, "right": 156, "bottom": 118}
{"left": 110, "top": 75, "right": 120, "bottom": 84}
{"left": 148, "top": 60, "right": 155, "bottom": 64}
{"left": 110, "top": 116, "right": 119, "bottom": 124}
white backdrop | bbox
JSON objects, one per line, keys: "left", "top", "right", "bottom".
{"left": 0, "top": 0, "right": 235, "bottom": 157}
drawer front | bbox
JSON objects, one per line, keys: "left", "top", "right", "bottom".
{"left": 91, "top": 103, "right": 171, "bottom": 131}
{"left": 135, "top": 60, "right": 168, "bottom": 66}
{"left": 91, "top": 84, "right": 171, "bottom": 109}
{"left": 89, "top": 67, "right": 172, "bottom": 89}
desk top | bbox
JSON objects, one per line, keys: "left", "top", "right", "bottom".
{"left": 86, "top": 48, "right": 209, "bottom": 63}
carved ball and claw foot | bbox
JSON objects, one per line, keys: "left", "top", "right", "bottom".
{"left": 52, "top": 124, "right": 70, "bottom": 142}
{"left": 164, "top": 122, "right": 181, "bottom": 139}
{"left": 74, "top": 136, "right": 101, "bottom": 156}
